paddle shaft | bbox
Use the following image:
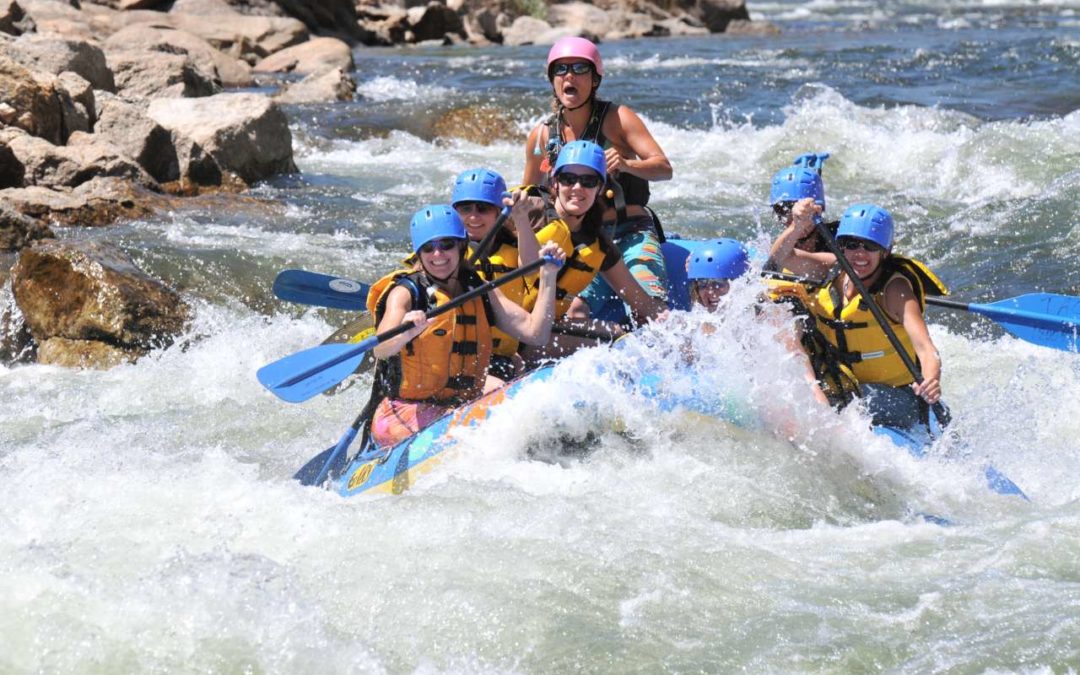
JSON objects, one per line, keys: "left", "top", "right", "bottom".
{"left": 812, "top": 220, "right": 951, "bottom": 426}
{"left": 764, "top": 270, "right": 1078, "bottom": 335}
{"left": 466, "top": 205, "right": 513, "bottom": 266}
{"left": 275, "top": 256, "right": 553, "bottom": 389}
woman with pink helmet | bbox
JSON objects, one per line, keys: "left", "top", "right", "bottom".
{"left": 522, "top": 36, "right": 673, "bottom": 327}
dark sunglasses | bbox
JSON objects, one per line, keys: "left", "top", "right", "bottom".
{"left": 555, "top": 172, "right": 602, "bottom": 189}
{"left": 551, "top": 62, "right": 593, "bottom": 77}
{"left": 455, "top": 201, "right": 496, "bottom": 215}
{"left": 419, "top": 238, "right": 461, "bottom": 254}
{"left": 772, "top": 201, "right": 796, "bottom": 220}
{"left": 838, "top": 238, "right": 884, "bottom": 254}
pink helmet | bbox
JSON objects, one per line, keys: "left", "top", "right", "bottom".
{"left": 546, "top": 37, "right": 603, "bottom": 79}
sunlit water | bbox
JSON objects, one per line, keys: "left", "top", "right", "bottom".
{"left": 2, "top": 1, "right": 1079, "bottom": 671}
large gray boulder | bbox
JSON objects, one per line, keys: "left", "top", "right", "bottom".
{"left": 93, "top": 91, "right": 179, "bottom": 184}
{"left": 146, "top": 92, "right": 297, "bottom": 188}
{"left": 106, "top": 49, "right": 221, "bottom": 99}
{"left": 9, "top": 34, "right": 116, "bottom": 91}
{"left": 104, "top": 23, "right": 256, "bottom": 88}
{"left": 11, "top": 238, "right": 191, "bottom": 368}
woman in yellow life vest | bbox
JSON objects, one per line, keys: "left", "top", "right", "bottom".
{"left": 771, "top": 202, "right": 948, "bottom": 427}
{"left": 519, "top": 140, "right": 667, "bottom": 359}
{"left": 451, "top": 167, "right": 545, "bottom": 380}
{"left": 367, "top": 204, "right": 565, "bottom": 450}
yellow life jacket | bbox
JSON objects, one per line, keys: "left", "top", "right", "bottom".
{"left": 807, "top": 255, "right": 948, "bottom": 388}
{"left": 368, "top": 268, "right": 494, "bottom": 403}
{"left": 474, "top": 186, "right": 576, "bottom": 356}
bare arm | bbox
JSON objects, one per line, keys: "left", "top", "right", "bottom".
{"left": 505, "top": 189, "right": 540, "bottom": 269}
{"left": 522, "top": 123, "right": 547, "bottom": 186}
{"left": 489, "top": 242, "right": 566, "bottom": 346}
{"left": 372, "top": 285, "right": 427, "bottom": 359}
{"left": 882, "top": 277, "right": 942, "bottom": 404}
{"left": 600, "top": 259, "right": 667, "bottom": 325}
{"left": 602, "top": 105, "right": 672, "bottom": 182}
{"left": 767, "top": 197, "right": 835, "bottom": 278}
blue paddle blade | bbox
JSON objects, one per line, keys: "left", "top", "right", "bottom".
{"left": 985, "top": 465, "right": 1029, "bottom": 500}
{"left": 272, "top": 269, "right": 370, "bottom": 311}
{"left": 974, "top": 293, "right": 1080, "bottom": 352}
{"left": 257, "top": 340, "right": 375, "bottom": 403}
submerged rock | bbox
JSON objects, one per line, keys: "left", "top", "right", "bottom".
{"left": 432, "top": 104, "right": 521, "bottom": 145}
{"left": 11, "top": 238, "right": 191, "bottom": 368}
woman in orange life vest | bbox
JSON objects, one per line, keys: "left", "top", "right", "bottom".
{"left": 367, "top": 205, "right": 566, "bottom": 450}
{"left": 522, "top": 37, "right": 672, "bottom": 325}
{"left": 770, "top": 203, "right": 948, "bottom": 427}
{"left": 518, "top": 140, "right": 668, "bottom": 359}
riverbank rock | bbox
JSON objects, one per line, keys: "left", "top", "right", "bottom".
{"left": 11, "top": 238, "right": 191, "bottom": 368}
{"left": 253, "top": 35, "right": 353, "bottom": 75}
{"left": 0, "top": 177, "right": 165, "bottom": 226}
{"left": 8, "top": 34, "right": 116, "bottom": 92}
{"left": 106, "top": 48, "right": 222, "bottom": 99}
{"left": 0, "top": 138, "right": 23, "bottom": 187}
{"left": 0, "top": 126, "right": 157, "bottom": 190}
{"left": 104, "top": 23, "right": 252, "bottom": 89}
{"left": 93, "top": 91, "right": 179, "bottom": 184}
{"left": 146, "top": 92, "right": 297, "bottom": 190}
{"left": 0, "top": 54, "right": 64, "bottom": 144}
{"left": 0, "top": 202, "right": 53, "bottom": 251}
{"left": 273, "top": 66, "right": 355, "bottom": 104}
{"left": 0, "top": 0, "right": 35, "bottom": 35}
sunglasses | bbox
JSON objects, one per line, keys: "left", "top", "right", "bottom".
{"left": 551, "top": 62, "right": 593, "bottom": 77}
{"left": 419, "top": 238, "right": 461, "bottom": 254}
{"left": 555, "top": 172, "right": 602, "bottom": 189}
{"left": 838, "top": 238, "right": 884, "bottom": 254}
{"left": 772, "top": 201, "right": 796, "bottom": 220}
{"left": 455, "top": 201, "right": 496, "bottom": 215}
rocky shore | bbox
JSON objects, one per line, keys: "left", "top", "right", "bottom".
{"left": 0, "top": 0, "right": 771, "bottom": 368}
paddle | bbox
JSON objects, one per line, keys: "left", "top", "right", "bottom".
{"left": 927, "top": 294, "right": 1080, "bottom": 352}
{"left": 811, "top": 219, "right": 953, "bottom": 427}
{"left": 258, "top": 255, "right": 559, "bottom": 403}
{"left": 273, "top": 269, "right": 370, "bottom": 311}
{"left": 763, "top": 271, "right": 1080, "bottom": 353}
{"left": 292, "top": 408, "right": 367, "bottom": 486}
{"left": 466, "top": 204, "right": 513, "bottom": 266}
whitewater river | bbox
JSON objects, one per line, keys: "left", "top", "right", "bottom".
{"left": 2, "top": 0, "right": 1079, "bottom": 671}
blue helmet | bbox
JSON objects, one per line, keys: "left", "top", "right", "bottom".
{"left": 553, "top": 140, "right": 607, "bottom": 180}
{"left": 409, "top": 204, "right": 466, "bottom": 253}
{"left": 836, "top": 203, "right": 894, "bottom": 251}
{"left": 791, "top": 151, "right": 830, "bottom": 174}
{"left": 769, "top": 166, "right": 825, "bottom": 210}
{"left": 452, "top": 168, "right": 507, "bottom": 207}
{"left": 686, "top": 239, "right": 750, "bottom": 281}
